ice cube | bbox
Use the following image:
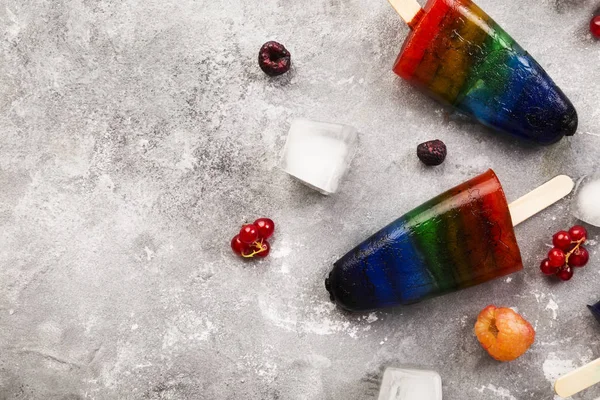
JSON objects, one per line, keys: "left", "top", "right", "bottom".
{"left": 378, "top": 367, "right": 443, "bottom": 400}
{"left": 572, "top": 174, "right": 600, "bottom": 227}
{"left": 279, "top": 119, "right": 358, "bottom": 195}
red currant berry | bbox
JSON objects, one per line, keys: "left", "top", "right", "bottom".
{"left": 591, "top": 16, "right": 600, "bottom": 39}
{"left": 552, "top": 231, "right": 572, "bottom": 250}
{"left": 556, "top": 266, "right": 573, "bottom": 281}
{"left": 254, "top": 218, "right": 275, "bottom": 239}
{"left": 254, "top": 240, "right": 271, "bottom": 258}
{"left": 570, "top": 246, "right": 589, "bottom": 267}
{"left": 540, "top": 258, "right": 560, "bottom": 275}
{"left": 569, "top": 225, "right": 588, "bottom": 242}
{"left": 239, "top": 224, "right": 259, "bottom": 244}
{"left": 548, "top": 248, "right": 566, "bottom": 268}
{"left": 231, "top": 235, "right": 248, "bottom": 255}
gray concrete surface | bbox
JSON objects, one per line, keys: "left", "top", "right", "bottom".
{"left": 1, "top": 0, "right": 599, "bottom": 399}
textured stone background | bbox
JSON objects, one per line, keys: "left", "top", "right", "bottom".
{"left": 1, "top": 0, "right": 599, "bottom": 399}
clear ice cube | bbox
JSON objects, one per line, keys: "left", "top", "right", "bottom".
{"left": 279, "top": 119, "right": 358, "bottom": 195}
{"left": 378, "top": 367, "right": 443, "bottom": 400}
{"left": 572, "top": 174, "right": 600, "bottom": 227}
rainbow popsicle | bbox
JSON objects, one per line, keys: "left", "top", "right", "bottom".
{"left": 325, "top": 170, "right": 522, "bottom": 311}
{"left": 391, "top": 0, "right": 577, "bottom": 144}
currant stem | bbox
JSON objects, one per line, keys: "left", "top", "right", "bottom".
{"left": 241, "top": 239, "right": 267, "bottom": 258}
{"left": 564, "top": 238, "right": 585, "bottom": 264}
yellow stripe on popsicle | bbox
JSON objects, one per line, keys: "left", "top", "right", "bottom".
{"left": 428, "top": 5, "right": 491, "bottom": 103}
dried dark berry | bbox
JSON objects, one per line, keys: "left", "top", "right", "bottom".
{"left": 417, "top": 139, "right": 447, "bottom": 166}
{"left": 258, "top": 41, "right": 291, "bottom": 76}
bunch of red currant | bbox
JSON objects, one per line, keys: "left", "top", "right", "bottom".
{"left": 540, "top": 225, "right": 589, "bottom": 281}
{"left": 230, "top": 218, "right": 275, "bottom": 259}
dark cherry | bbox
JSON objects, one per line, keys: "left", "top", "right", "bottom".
{"left": 258, "top": 41, "right": 291, "bottom": 76}
{"left": 417, "top": 140, "right": 447, "bottom": 166}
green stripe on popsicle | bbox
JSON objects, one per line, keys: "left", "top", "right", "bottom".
{"left": 456, "top": 24, "right": 516, "bottom": 104}
{"left": 404, "top": 199, "right": 462, "bottom": 292}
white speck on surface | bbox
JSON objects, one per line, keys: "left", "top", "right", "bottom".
{"left": 256, "top": 361, "right": 278, "bottom": 383}
{"left": 97, "top": 174, "right": 115, "bottom": 192}
{"left": 540, "top": 337, "right": 574, "bottom": 346}
{"left": 133, "top": 363, "right": 153, "bottom": 370}
{"left": 533, "top": 291, "right": 546, "bottom": 303}
{"left": 258, "top": 296, "right": 360, "bottom": 338}
{"left": 5, "top": 6, "right": 20, "bottom": 39}
{"left": 505, "top": 277, "right": 512, "bottom": 283}
{"left": 144, "top": 246, "right": 155, "bottom": 261}
{"left": 546, "top": 299, "right": 559, "bottom": 320}
{"left": 271, "top": 246, "right": 292, "bottom": 259}
{"left": 176, "top": 150, "right": 197, "bottom": 171}
{"left": 543, "top": 353, "right": 575, "bottom": 383}
{"left": 162, "top": 312, "right": 216, "bottom": 349}
{"left": 131, "top": 324, "right": 138, "bottom": 331}
{"left": 336, "top": 76, "right": 355, "bottom": 85}
{"left": 476, "top": 384, "right": 517, "bottom": 400}
{"left": 366, "top": 312, "right": 378, "bottom": 323}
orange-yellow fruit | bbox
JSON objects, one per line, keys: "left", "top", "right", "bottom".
{"left": 474, "top": 305, "right": 535, "bottom": 362}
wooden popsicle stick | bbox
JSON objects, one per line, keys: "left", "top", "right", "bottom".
{"left": 555, "top": 357, "right": 600, "bottom": 398}
{"left": 387, "top": 0, "right": 423, "bottom": 27}
{"left": 508, "top": 175, "right": 574, "bottom": 227}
